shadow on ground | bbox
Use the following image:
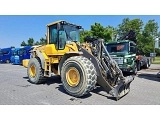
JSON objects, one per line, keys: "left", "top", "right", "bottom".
{"left": 45, "top": 75, "right": 62, "bottom": 85}
{"left": 23, "top": 76, "right": 29, "bottom": 79}
{"left": 56, "top": 84, "right": 116, "bottom": 101}
{"left": 23, "top": 75, "right": 61, "bottom": 85}
{"left": 55, "top": 84, "right": 93, "bottom": 99}
{"left": 23, "top": 76, "right": 117, "bottom": 101}
{"left": 91, "top": 86, "right": 117, "bottom": 101}
{"left": 137, "top": 73, "right": 160, "bottom": 82}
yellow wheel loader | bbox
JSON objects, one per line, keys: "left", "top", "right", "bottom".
{"left": 27, "top": 20, "right": 134, "bottom": 100}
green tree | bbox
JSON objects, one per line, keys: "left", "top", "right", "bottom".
{"left": 21, "top": 41, "right": 27, "bottom": 46}
{"left": 117, "top": 18, "right": 130, "bottom": 36}
{"left": 117, "top": 18, "right": 143, "bottom": 38}
{"left": 11, "top": 46, "right": 15, "bottom": 48}
{"left": 80, "top": 30, "right": 92, "bottom": 43}
{"left": 34, "top": 41, "right": 40, "bottom": 45}
{"left": 90, "top": 23, "right": 115, "bottom": 42}
{"left": 141, "top": 19, "right": 159, "bottom": 55}
{"left": 39, "top": 37, "right": 47, "bottom": 45}
{"left": 155, "top": 48, "right": 160, "bottom": 56}
{"left": 27, "top": 38, "right": 34, "bottom": 46}
{"left": 91, "top": 23, "right": 105, "bottom": 39}
{"left": 143, "top": 20, "right": 158, "bottom": 37}
{"left": 104, "top": 26, "right": 117, "bottom": 42}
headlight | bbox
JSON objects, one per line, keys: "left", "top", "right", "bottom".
{"left": 124, "top": 58, "right": 127, "bottom": 63}
{"left": 127, "top": 65, "right": 131, "bottom": 68}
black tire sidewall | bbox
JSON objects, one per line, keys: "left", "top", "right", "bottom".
{"left": 137, "top": 61, "right": 141, "bottom": 71}
{"left": 6, "top": 59, "right": 10, "bottom": 63}
{"left": 144, "top": 61, "right": 149, "bottom": 69}
{"left": 148, "top": 59, "right": 151, "bottom": 67}
{"left": 133, "top": 62, "right": 137, "bottom": 75}
{"left": 61, "top": 61, "right": 87, "bottom": 96}
{"left": 146, "top": 61, "right": 149, "bottom": 68}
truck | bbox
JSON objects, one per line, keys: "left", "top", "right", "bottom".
{"left": 105, "top": 30, "right": 151, "bottom": 75}
{"left": 0, "top": 47, "right": 14, "bottom": 63}
{"left": 10, "top": 48, "right": 20, "bottom": 65}
{"left": 11, "top": 46, "right": 32, "bottom": 65}
{"left": 19, "top": 46, "right": 32, "bottom": 64}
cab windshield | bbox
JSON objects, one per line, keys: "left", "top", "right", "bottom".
{"left": 19, "top": 49, "right": 24, "bottom": 55}
{"left": 12, "top": 51, "right": 18, "bottom": 56}
{"left": 106, "top": 42, "right": 129, "bottom": 53}
{"left": 0, "top": 51, "right": 3, "bottom": 56}
{"left": 63, "top": 24, "right": 80, "bottom": 42}
{"left": 49, "top": 24, "right": 81, "bottom": 44}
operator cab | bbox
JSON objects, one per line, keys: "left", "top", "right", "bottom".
{"left": 47, "top": 20, "right": 83, "bottom": 50}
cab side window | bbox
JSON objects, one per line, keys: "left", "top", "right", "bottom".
{"left": 19, "top": 49, "right": 24, "bottom": 55}
{"left": 130, "top": 43, "right": 136, "bottom": 53}
{"left": 49, "top": 25, "right": 57, "bottom": 44}
{"left": 3, "top": 50, "right": 9, "bottom": 55}
{"left": 59, "top": 30, "right": 67, "bottom": 49}
{"left": 0, "top": 51, "right": 3, "bottom": 56}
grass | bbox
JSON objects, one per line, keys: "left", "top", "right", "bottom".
{"left": 152, "top": 56, "right": 160, "bottom": 64}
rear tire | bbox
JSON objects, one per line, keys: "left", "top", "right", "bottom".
{"left": 144, "top": 61, "right": 149, "bottom": 69}
{"left": 61, "top": 56, "right": 97, "bottom": 97}
{"left": 27, "top": 58, "right": 46, "bottom": 84}
{"left": 6, "top": 59, "right": 10, "bottom": 63}
{"left": 132, "top": 62, "right": 137, "bottom": 75}
{"left": 137, "top": 61, "right": 141, "bottom": 71}
{"left": 148, "top": 59, "right": 151, "bottom": 67}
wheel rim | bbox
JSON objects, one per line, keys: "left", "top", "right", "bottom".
{"left": 29, "top": 65, "right": 36, "bottom": 77}
{"left": 66, "top": 67, "right": 80, "bottom": 87}
{"left": 6, "top": 60, "right": 10, "bottom": 63}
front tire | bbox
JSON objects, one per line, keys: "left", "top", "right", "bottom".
{"left": 61, "top": 56, "right": 97, "bottom": 97}
{"left": 27, "top": 58, "right": 46, "bottom": 84}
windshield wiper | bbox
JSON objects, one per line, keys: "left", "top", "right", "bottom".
{"left": 64, "top": 30, "right": 73, "bottom": 41}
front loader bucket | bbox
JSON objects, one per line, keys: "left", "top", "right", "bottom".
{"left": 79, "top": 41, "right": 135, "bottom": 101}
{"left": 109, "top": 76, "right": 134, "bottom": 100}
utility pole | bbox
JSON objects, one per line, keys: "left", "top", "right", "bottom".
{"left": 155, "top": 37, "right": 159, "bottom": 49}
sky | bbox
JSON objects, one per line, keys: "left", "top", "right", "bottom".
{"left": 0, "top": 15, "right": 160, "bottom": 48}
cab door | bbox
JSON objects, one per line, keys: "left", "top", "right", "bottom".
{"left": 45, "top": 24, "right": 69, "bottom": 56}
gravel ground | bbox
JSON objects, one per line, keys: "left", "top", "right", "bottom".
{"left": 0, "top": 63, "right": 160, "bottom": 105}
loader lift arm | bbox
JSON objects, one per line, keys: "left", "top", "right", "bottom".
{"left": 118, "top": 30, "right": 137, "bottom": 43}
{"left": 82, "top": 36, "right": 134, "bottom": 100}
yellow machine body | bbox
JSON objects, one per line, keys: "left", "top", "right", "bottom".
{"left": 22, "top": 59, "right": 30, "bottom": 68}
{"left": 26, "top": 20, "right": 134, "bottom": 100}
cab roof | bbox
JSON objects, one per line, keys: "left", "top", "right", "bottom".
{"left": 47, "top": 20, "right": 64, "bottom": 27}
{"left": 47, "top": 20, "right": 82, "bottom": 28}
